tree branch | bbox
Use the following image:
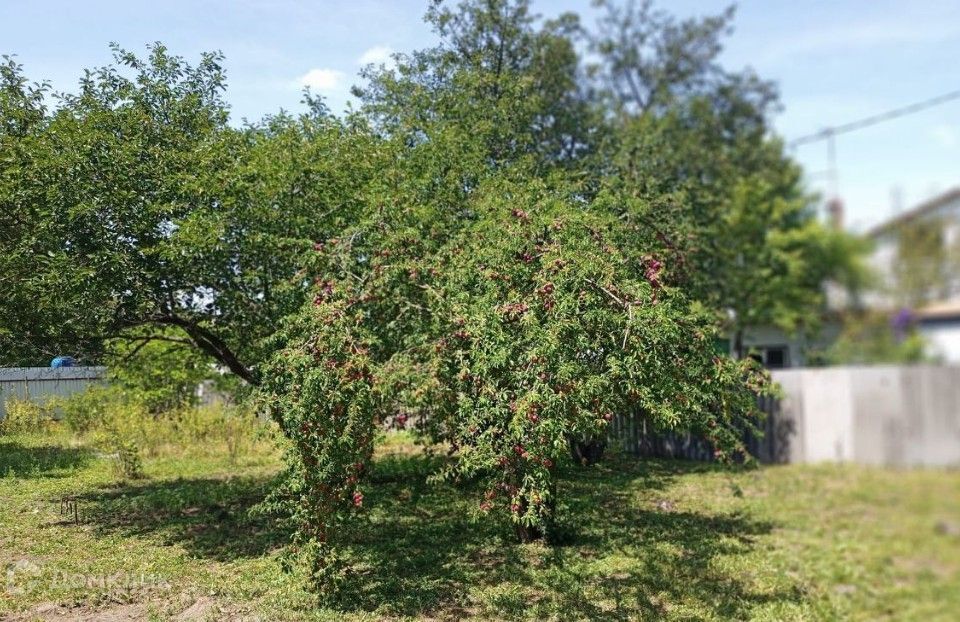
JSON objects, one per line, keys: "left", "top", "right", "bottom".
{"left": 153, "top": 314, "right": 259, "bottom": 385}
{"left": 110, "top": 334, "right": 196, "bottom": 364}
{"left": 583, "top": 277, "right": 628, "bottom": 309}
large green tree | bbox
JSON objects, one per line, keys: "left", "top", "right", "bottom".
{"left": 0, "top": 46, "right": 380, "bottom": 379}
{"left": 585, "top": 1, "right": 866, "bottom": 355}
{"left": 354, "top": 0, "right": 601, "bottom": 172}
{"left": 258, "top": 171, "right": 770, "bottom": 594}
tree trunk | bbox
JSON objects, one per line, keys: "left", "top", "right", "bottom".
{"left": 568, "top": 435, "right": 606, "bottom": 466}
{"left": 513, "top": 521, "right": 544, "bottom": 543}
{"left": 512, "top": 480, "right": 557, "bottom": 543}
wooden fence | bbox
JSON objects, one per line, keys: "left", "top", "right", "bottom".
{"left": 606, "top": 394, "right": 791, "bottom": 464}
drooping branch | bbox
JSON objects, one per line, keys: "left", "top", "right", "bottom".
{"left": 153, "top": 314, "right": 259, "bottom": 385}
{"left": 111, "top": 334, "right": 195, "bottom": 363}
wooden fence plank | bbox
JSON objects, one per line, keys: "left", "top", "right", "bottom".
{"left": 607, "top": 395, "right": 783, "bottom": 463}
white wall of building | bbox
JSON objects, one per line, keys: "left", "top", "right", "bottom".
{"left": 920, "top": 322, "right": 960, "bottom": 363}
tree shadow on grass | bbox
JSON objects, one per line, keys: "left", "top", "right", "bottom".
{"left": 0, "top": 438, "right": 92, "bottom": 478}
{"left": 505, "top": 502, "right": 786, "bottom": 621}
{"left": 71, "top": 474, "right": 286, "bottom": 560}
{"left": 330, "top": 452, "right": 519, "bottom": 615}
{"left": 322, "top": 453, "right": 798, "bottom": 619}
{"left": 519, "top": 456, "right": 795, "bottom": 620}
{"left": 67, "top": 451, "right": 798, "bottom": 619}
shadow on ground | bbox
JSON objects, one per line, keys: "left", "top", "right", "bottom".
{"left": 0, "top": 439, "right": 92, "bottom": 477}
{"left": 73, "top": 474, "right": 285, "bottom": 560}
{"left": 71, "top": 451, "right": 797, "bottom": 619}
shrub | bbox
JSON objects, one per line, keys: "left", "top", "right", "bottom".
{"left": 0, "top": 398, "right": 52, "bottom": 435}
{"left": 108, "top": 433, "right": 146, "bottom": 480}
{"left": 56, "top": 384, "right": 127, "bottom": 433}
{"left": 259, "top": 180, "right": 772, "bottom": 596}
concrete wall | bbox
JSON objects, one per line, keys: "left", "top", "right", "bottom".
{"left": 0, "top": 367, "right": 105, "bottom": 420}
{"left": 771, "top": 365, "right": 960, "bottom": 467}
{"left": 920, "top": 320, "right": 960, "bottom": 363}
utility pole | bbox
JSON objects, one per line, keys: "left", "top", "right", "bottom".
{"left": 788, "top": 88, "right": 960, "bottom": 228}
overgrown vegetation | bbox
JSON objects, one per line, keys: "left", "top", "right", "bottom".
{"left": 1, "top": 0, "right": 883, "bottom": 608}
{"left": 1, "top": 427, "right": 958, "bottom": 621}
{"left": 0, "top": 399, "right": 52, "bottom": 436}
{"left": 2, "top": 387, "right": 269, "bottom": 482}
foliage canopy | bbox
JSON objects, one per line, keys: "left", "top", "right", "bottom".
{"left": 1, "top": 0, "right": 868, "bottom": 599}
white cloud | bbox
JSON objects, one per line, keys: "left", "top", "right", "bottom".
{"left": 931, "top": 124, "right": 958, "bottom": 149}
{"left": 358, "top": 45, "right": 394, "bottom": 66}
{"left": 296, "top": 68, "right": 344, "bottom": 92}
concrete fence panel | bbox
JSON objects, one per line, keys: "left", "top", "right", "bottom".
{"left": 612, "top": 365, "right": 960, "bottom": 467}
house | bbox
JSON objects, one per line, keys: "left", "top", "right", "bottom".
{"left": 716, "top": 321, "right": 843, "bottom": 369}
{"left": 865, "top": 187, "right": 960, "bottom": 362}
{"left": 719, "top": 188, "right": 960, "bottom": 367}
{"left": 912, "top": 300, "right": 960, "bottom": 362}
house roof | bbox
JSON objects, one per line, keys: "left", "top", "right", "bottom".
{"left": 915, "top": 299, "right": 960, "bottom": 321}
{"left": 867, "top": 187, "right": 960, "bottom": 238}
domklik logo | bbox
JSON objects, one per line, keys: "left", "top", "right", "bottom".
{"left": 5, "top": 559, "right": 42, "bottom": 595}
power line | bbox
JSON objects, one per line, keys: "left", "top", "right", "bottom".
{"left": 789, "top": 88, "right": 960, "bottom": 148}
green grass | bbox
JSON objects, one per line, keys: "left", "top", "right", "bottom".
{"left": 1, "top": 427, "right": 959, "bottom": 621}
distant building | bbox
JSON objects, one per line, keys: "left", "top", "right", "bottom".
{"left": 914, "top": 300, "right": 960, "bottom": 362}
{"left": 866, "top": 187, "right": 960, "bottom": 362}
{"left": 722, "top": 188, "right": 960, "bottom": 367}
{"left": 721, "top": 325, "right": 834, "bottom": 369}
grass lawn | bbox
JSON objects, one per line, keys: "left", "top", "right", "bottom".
{"left": 1, "top": 427, "right": 958, "bottom": 621}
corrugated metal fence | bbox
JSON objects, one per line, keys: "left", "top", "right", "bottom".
{"left": 0, "top": 367, "right": 106, "bottom": 420}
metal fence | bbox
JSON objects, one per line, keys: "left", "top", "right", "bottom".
{"left": 0, "top": 367, "right": 106, "bottom": 420}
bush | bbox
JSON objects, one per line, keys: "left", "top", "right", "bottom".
{"left": 56, "top": 384, "right": 127, "bottom": 433}
{"left": 108, "top": 434, "right": 146, "bottom": 480}
{"left": 0, "top": 398, "right": 52, "bottom": 435}
{"left": 258, "top": 180, "right": 772, "bottom": 596}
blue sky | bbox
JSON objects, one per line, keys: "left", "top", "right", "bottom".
{"left": 2, "top": 0, "right": 959, "bottom": 230}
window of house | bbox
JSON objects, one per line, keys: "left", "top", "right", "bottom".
{"left": 747, "top": 345, "right": 790, "bottom": 369}
{"left": 764, "top": 346, "right": 788, "bottom": 369}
